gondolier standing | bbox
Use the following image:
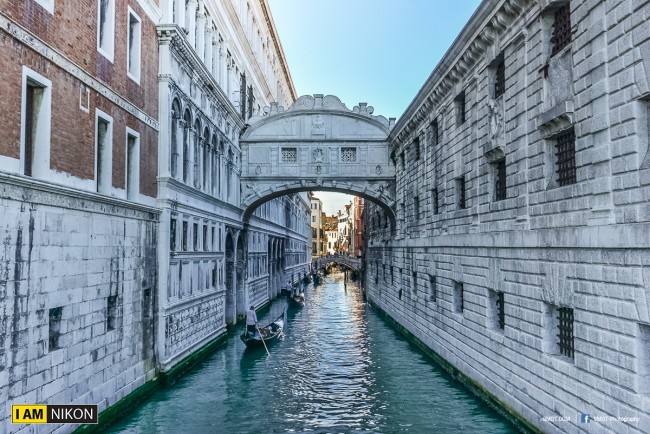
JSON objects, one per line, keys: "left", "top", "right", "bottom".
{"left": 246, "top": 305, "right": 258, "bottom": 336}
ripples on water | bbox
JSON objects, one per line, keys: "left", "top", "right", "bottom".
{"left": 109, "top": 272, "right": 518, "bottom": 433}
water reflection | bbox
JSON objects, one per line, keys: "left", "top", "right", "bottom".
{"left": 109, "top": 271, "right": 518, "bottom": 433}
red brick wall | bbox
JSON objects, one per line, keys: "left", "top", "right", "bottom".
{"left": 0, "top": 0, "right": 159, "bottom": 198}
{"left": 0, "top": 0, "right": 158, "bottom": 119}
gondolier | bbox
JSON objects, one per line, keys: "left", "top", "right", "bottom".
{"left": 245, "top": 305, "right": 258, "bottom": 336}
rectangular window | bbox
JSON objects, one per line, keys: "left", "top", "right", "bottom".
{"left": 106, "top": 295, "right": 117, "bottom": 331}
{"left": 456, "top": 176, "right": 466, "bottom": 209}
{"left": 127, "top": 9, "right": 141, "bottom": 83}
{"left": 411, "top": 271, "right": 417, "bottom": 293}
{"left": 432, "top": 188, "right": 439, "bottom": 215}
{"left": 494, "top": 158, "right": 507, "bottom": 201}
{"left": 430, "top": 119, "right": 439, "bottom": 146}
{"left": 212, "top": 227, "right": 216, "bottom": 252}
{"left": 193, "top": 223, "right": 199, "bottom": 251}
{"left": 97, "top": 0, "right": 115, "bottom": 62}
{"left": 456, "top": 91, "right": 466, "bottom": 125}
{"left": 281, "top": 147, "right": 297, "bottom": 163}
{"left": 240, "top": 73, "right": 247, "bottom": 119}
{"left": 551, "top": 4, "right": 571, "bottom": 56}
{"left": 414, "top": 137, "right": 420, "bottom": 160}
{"left": 429, "top": 275, "right": 436, "bottom": 302}
{"left": 413, "top": 196, "right": 420, "bottom": 221}
{"left": 21, "top": 68, "right": 52, "bottom": 179}
{"left": 126, "top": 131, "right": 140, "bottom": 200}
{"left": 454, "top": 282, "right": 464, "bottom": 313}
{"left": 400, "top": 152, "right": 405, "bottom": 169}
{"left": 170, "top": 218, "right": 177, "bottom": 251}
{"left": 143, "top": 288, "right": 151, "bottom": 318}
{"left": 341, "top": 147, "right": 357, "bottom": 163}
{"left": 558, "top": 307, "right": 575, "bottom": 359}
{"left": 182, "top": 221, "right": 188, "bottom": 250}
{"left": 556, "top": 129, "right": 576, "bottom": 186}
{"left": 96, "top": 111, "right": 113, "bottom": 194}
{"left": 203, "top": 225, "right": 208, "bottom": 251}
{"left": 494, "top": 58, "right": 506, "bottom": 99}
{"left": 48, "top": 307, "right": 63, "bottom": 351}
{"left": 497, "top": 291, "right": 505, "bottom": 329}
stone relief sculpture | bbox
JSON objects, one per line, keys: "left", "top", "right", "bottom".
{"left": 313, "top": 148, "right": 324, "bottom": 162}
{"left": 487, "top": 98, "right": 503, "bottom": 141}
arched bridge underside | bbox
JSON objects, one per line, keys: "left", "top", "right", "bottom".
{"left": 316, "top": 256, "right": 362, "bottom": 272}
{"left": 240, "top": 95, "right": 396, "bottom": 225}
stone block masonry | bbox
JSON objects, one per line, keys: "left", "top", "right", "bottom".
{"left": 364, "top": 0, "right": 650, "bottom": 433}
{"left": 0, "top": 175, "right": 159, "bottom": 434}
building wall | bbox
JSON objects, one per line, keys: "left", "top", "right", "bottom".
{"left": 155, "top": 0, "right": 309, "bottom": 369}
{"left": 364, "top": 0, "right": 650, "bottom": 433}
{"left": 0, "top": 0, "right": 160, "bottom": 432}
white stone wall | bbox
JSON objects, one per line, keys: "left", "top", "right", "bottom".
{"left": 365, "top": 0, "right": 650, "bottom": 433}
{"left": 0, "top": 175, "right": 158, "bottom": 434}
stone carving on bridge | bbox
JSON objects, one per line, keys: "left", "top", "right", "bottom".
{"left": 240, "top": 94, "right": 398, "bottom": 228}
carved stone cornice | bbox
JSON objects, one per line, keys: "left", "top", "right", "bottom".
{"left": 390, "top": 0, "right": 535, "bottom": 147}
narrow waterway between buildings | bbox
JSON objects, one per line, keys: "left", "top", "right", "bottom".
{"left": 109, "top": 271, "right": 518, "bottom": 433}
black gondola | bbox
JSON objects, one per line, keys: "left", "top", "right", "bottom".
{"left": 288, "top": 292, "right": 305, "bottom": 308}
{"left": 240, "top": 312, "right": 285, "bottom": 348}
{"left": 312, "top": 273, "right": 320, "bottom": 285}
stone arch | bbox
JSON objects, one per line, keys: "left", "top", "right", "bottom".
{"left": 241, "top": 184, "right": 396, "bottom": 229}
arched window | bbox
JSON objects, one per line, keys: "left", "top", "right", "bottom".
{"left": 182, "top": 109, "right": 191, "bottom": 183}
{"left": 171, "top": 99, "right": 181, "bottom": 178}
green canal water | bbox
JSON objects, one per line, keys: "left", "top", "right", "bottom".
{"left": 108, "top": 271, "right": 519, "bottom": 433}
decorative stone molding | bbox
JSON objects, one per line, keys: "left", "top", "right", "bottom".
{"left": 390, "top": 0, "right": 534, "bottom": 146}
{"left": 537, "top": 100, "right": 574, "bottom": 138}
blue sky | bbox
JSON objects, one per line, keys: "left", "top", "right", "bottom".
{"left": 267, "top": 0, "right": 482, "bottom": 214}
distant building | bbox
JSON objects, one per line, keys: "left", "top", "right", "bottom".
{"left": 323, "top": 215, "right": 339, "bottom": 255}
{"left": 351, "top": 197, "right": 364, "bottom": 257}
{"left": 337, "top": 204, "right": 352, "bottom": 254}
{"left": 310, "top": 194, "right": 324, "bottom": 257}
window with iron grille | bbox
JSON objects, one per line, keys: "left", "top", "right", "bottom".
{"left": 494, "top": 58, "right": 506, "bottom": 99}
{"left": 551, "top": 4, "right": 571, "bottom": 56}
{"left": 456, "top": 176, "right": 466, "bottom": 209}
{"left": 240, "top": 73, "right": 247, "bottom": 119}
{"left": 341, "top": 147, "right": 357, "bottom": 163}
{"left": 193, "top": 223, "right": 198, "bottom": 251}
{"left": 456, "top": 91, "right": 466, "bottom": 125}
{"left": 182, "top": 221, "right": 188, "bottom": 250}
{"left": 413, "top": 196, "right": 420, "bottom": 221}
{"left": 454, "top": 282, "right": 464, "bottom": 313}
{"left": 170, "top": 218, "right": 177, "bottom": 251}
{"left": 429, "top": 275, "right": 437, "bottom": 302}
{"left": 496, "top": 292, "right": 505, "bottom": 329}
{"left": 49, "top": 307, "right": 63, "bottom": 350}
{"left": 557, "top": 307, "right": 574, "bottom": 358}
{"left": 556, "top": 129, "right": 576, "bottom": 186}
{"left": 400, "top": 152, "right": 405, "bottom": 169}
{"left": 281, "top": 147, "right": 297, "bottom": 163}
{"left": 432, "top": 188, "right": 439, "bottom": 215}
{"left": 247, "top": 85, "right": 254, "bottom": 120}
{"left": 412, "top": 271, "right": 417, "bottom": 293}
{"left": 414, "top": 137, "right": 420, "bottom": 160}
{"left": 494, "top": 158, "right": 507, "bottom": 201}
{"left": 203, "top": 225, "right": 208, "bottom": 251}
{"left": 430, "top": 118, "right": 439, "bottom": 146}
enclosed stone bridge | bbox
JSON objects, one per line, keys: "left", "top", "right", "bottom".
{"left": 239, "top": 94, "right": 397, "bottom": 226}
{"left": 315, "top": 256, "right": 362, "bottom": 272}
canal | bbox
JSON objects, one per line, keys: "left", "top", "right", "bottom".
{"left": 109, "top": 271, "right": 519, "bottom": 433}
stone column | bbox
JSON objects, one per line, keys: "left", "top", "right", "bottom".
{"left": 175, "top": 118, "right": 184, "bottom": 180}
{"left": 196, "top": 7, "right": 205, "bottom": 59}
{"left": 186, "top": 0, "right": 197, "bottom": 48}
{"left": 205, "top": 26, "right": 213, "bottom": 70}
{"left": 158, "top": 31, "right": 173, "bottom": 179}
{"left": 175, "top": 0, "right": 185, "bottom": 27}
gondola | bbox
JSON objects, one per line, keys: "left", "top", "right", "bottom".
{"left": 312, "top": 272, "right": 320, "bottom": 285}
{"left": 240, "top": 312, "right": 285, "bottom": 348}
{"left": 288, "top": 291, "right": 305, "bottom": 308}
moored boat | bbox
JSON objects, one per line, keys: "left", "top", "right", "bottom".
{"left": 240, "top": 312, "right": 285, "bottom": 348}
{"left": 288, "top": 292, "right": 305, "bottom": 308}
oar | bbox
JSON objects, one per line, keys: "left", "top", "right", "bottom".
{"left": 256, "top": 324, "right": 270, "bottom": 356}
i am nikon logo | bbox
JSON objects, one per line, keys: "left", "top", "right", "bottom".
{"left": 12, "top": 404, "right": 98, "bottom": 424}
